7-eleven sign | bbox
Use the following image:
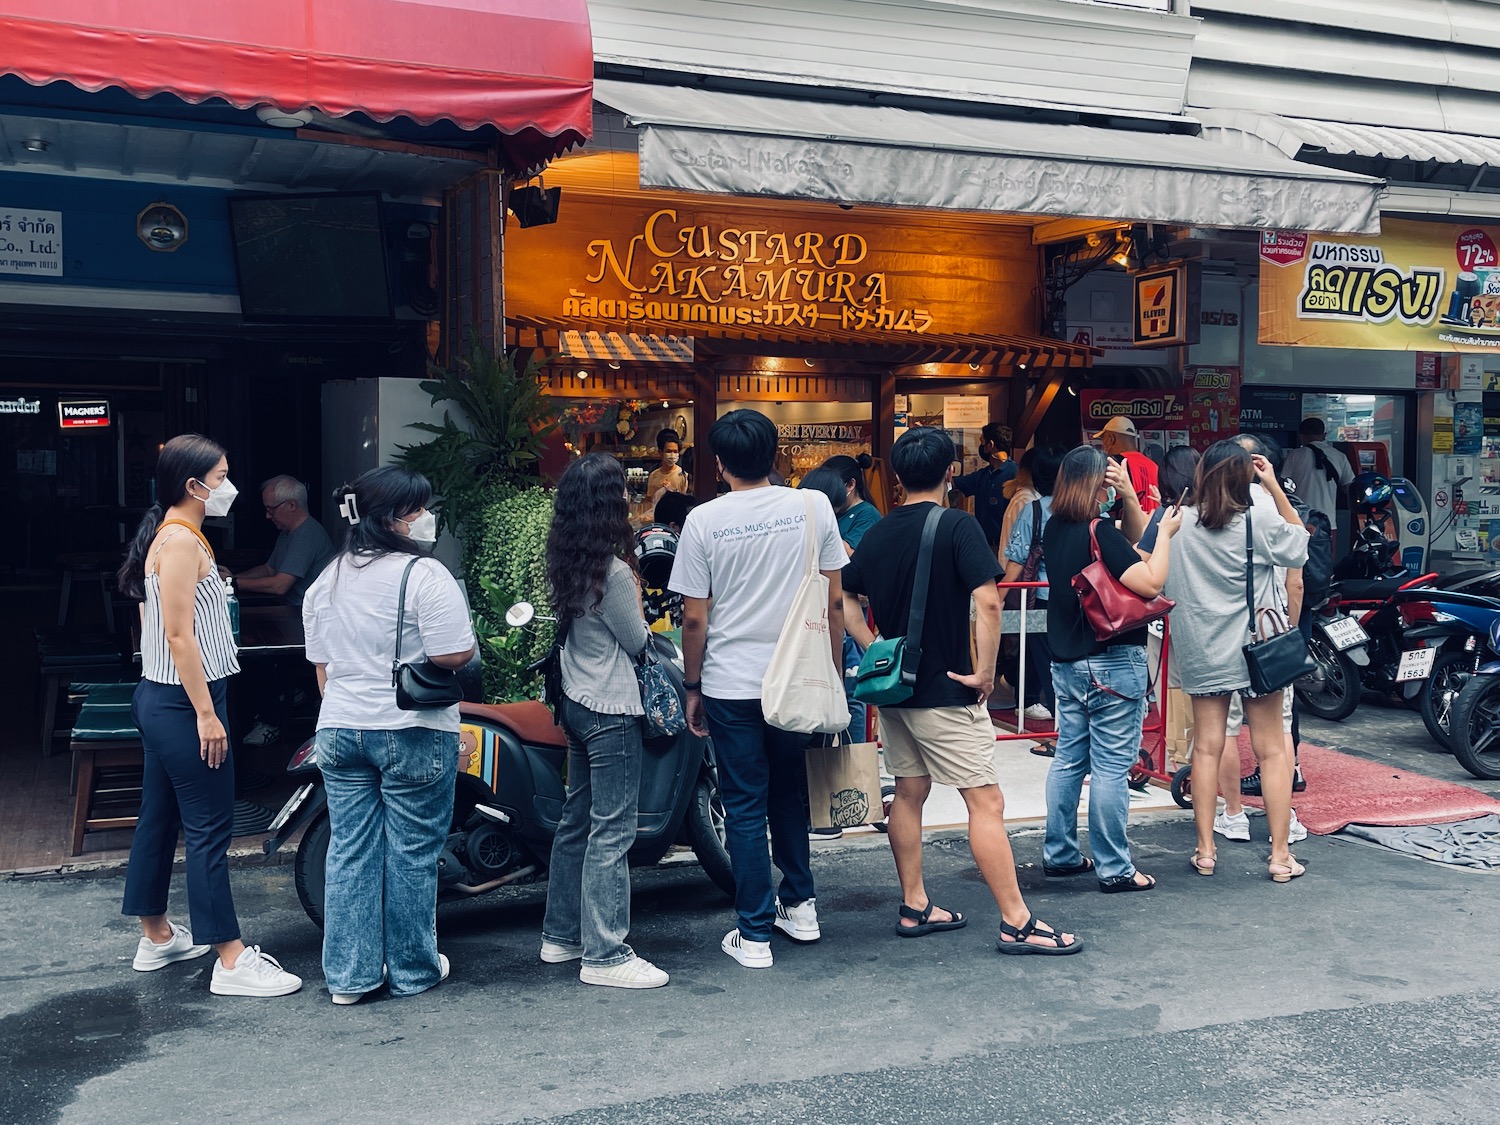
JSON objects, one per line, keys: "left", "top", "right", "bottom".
{"left": 1132, "top": 262, "right": 1199, "bottom": 347}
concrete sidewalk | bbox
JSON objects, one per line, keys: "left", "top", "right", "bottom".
{"left": 1, "top": 817, "right": 1495, "bottom": 1125}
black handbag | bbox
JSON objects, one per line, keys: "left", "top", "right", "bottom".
{"left": 392, "top": 557, "right": 465, "bottom": 711}
{"left": 1240, "top": 512, "right": 1317, "bottom": 695}
{"left": 527, "top": 616, "right": 572, "bottom": 725}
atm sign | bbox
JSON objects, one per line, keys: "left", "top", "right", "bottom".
{"left": 58, "top": 400, "right": 111, "bottom": 429}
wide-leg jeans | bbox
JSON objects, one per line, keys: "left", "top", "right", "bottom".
{"left": 318, "top": 726, "right": 457, "bottom": 997}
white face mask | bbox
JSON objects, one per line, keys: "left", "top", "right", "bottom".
{"left": 402, "top": 510, "right": 438, "bottom": 544}
{"left": 663, "top": 452, "right": 679, "bottom": 466}
{"left": 196, "top": 477, "right": 238, "bottom": 518}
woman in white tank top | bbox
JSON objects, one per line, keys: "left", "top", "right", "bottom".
{"left": 116, "top": 434, "right": 301, "bottom": 998}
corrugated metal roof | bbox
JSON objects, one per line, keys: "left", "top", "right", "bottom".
{"left": 1199, "top": 109, "right": 1500, "bottom": 169}
{"left": 588, "top": 0, "right": 1198, "bottom": 121}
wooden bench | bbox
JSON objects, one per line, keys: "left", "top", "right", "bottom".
{"left": 70, "top": 687, "right": 144, "bottom": 855}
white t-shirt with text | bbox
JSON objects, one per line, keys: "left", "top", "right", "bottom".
{"left": 303, "top": 553, "right": 475, "bottom": 732}
{"left": 669, "top": 486, "right": 846, "bottom": 700}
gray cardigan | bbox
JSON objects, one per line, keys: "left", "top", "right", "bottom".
{"left": 560, "top": 558, "right": 649, "bottom": 715}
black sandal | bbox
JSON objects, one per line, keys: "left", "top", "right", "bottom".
{"left": 1098, "top": 872, "right": 1156, "bottom": 894}
{"left": 1043, "top": 857, "right": 1095, "bottom": 878}
{"left": 894, "top": 901, "right": 968, "bottom": 938}
{"left": 996, "top": 913, "right": 1083, "bottom": 956}
{"left": 1030, "top": 740, "right": 1057, "bottom": 757}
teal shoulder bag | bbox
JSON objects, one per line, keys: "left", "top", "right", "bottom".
{"left": 853, "top": 505, "right": 945, "bottom": 706}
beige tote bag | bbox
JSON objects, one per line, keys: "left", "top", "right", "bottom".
{"left": 761, "top": 494, "right": 851, "bottom": 735}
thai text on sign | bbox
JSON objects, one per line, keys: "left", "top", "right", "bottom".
{"left": 0, "top": 209, "right": 63, "bottom": 276}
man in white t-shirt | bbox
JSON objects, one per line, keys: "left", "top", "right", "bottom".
{"left": 669, "top": 409, "right": 846, "bottom": 970}
{"left": 1283, "top": 417, "right": 1354, "bottom": 530}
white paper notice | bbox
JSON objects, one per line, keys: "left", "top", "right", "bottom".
{"left": 0, "top": 209, "right": 63, "bottom": 276}
{"left": 942, "top": 396, "right": 988, "bottom": 429}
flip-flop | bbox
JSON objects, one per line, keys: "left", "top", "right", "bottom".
{"left": 894, "top": 902, "right": 967, "bottom": 937}
{"left": 996, "top": 913, "right": 1083, "bottom": 956}
{"left": 1098, "top": 872, "right": 1156, "bottom": 894}
{"left": 1043, "top": 857, "right": 1095, "bottom": 878}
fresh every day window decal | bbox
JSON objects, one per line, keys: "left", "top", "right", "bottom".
{"left": 1259, "top": 220, "right": 1500, "bottom": 352}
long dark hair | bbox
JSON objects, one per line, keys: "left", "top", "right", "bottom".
{"left": 117, "top": 433, "right": 226, "bottom": 599}
{"left": 1161, "top": 445, "right": 1200, "bottom": 502}
{"left": 547, "top": 453, "right": 637, "bottom": 625}
{"left": 1195, "top": 440, "right": 1253, "bottom": 530}
{"left": 332, "top": 466, "right": 432, "bottom": 566}
{"left": 820, "top": 454, "right": 873, "bottom": 506}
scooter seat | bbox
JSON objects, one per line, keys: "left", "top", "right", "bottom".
{"left": 461, "top": 700, "right": 569, "bottom": 749}
{"left": 1339, "top": 575, "right": 1412, "bottom": 602}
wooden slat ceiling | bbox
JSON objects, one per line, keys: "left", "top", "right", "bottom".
{"left": 508, "top": 315, "right": 1095, "bottom": 369}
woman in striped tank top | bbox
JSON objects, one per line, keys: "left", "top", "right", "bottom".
{"left": 116, "top": 434, "right": 301, "bottom": 997}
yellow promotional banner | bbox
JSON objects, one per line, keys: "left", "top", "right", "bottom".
{"left": 1258, "top": 219, "right": 1500, "bottom": 353}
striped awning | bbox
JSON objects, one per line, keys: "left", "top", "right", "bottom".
{"left": 560, "top": 330, "right": 694, "bottom": 364}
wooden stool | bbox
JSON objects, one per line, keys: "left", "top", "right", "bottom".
{"left": 71, "top": 739, "right": 144, "bottom": 856}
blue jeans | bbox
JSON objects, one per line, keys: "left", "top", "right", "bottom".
{"left": 701, "top": 696, "right": 814, "bottom": 942}
{"left": 122, "top": 679, "right": 239, "bottom": 945}
{"left": 318, "top": 726, "right": 458, "bottom": 997}
{"left": 542, "top": 697, "right": 644, "bottom": 968}
{"left": 1044, "top": 647, "right": 1148, "bottom": 882}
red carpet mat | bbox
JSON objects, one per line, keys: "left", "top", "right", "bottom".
{"left": 1238, "top": 735, "right": 1500, "bottom": 836}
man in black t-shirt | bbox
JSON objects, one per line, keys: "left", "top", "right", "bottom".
{"left": 842, "top": 428, "right": 1081, "bottom": 955}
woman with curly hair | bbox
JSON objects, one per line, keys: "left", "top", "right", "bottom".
{"left": 539, "top": 453, "right": 667, "bottom": 989}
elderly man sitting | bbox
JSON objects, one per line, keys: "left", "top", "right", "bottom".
{"left": 234, "top": 475, "right": 334, "bottom": 606}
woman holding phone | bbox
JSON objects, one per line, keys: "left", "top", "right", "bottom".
{"left": 1040, "top": 447, "right": 1179, "bottom": 893}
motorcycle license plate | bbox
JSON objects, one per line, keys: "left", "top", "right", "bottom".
{"left": 266, "top": 782, "right": 315, "bottom": 835}
{"left": 1396, "top": 647, "right": 1438, "bottom": 683}
{"left": 1323, "top": 617, "right": 1369, "bottom": 651}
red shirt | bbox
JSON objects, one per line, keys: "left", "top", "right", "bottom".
{"left": 1122, "top": 450, "right": 1159, "bottom": 512}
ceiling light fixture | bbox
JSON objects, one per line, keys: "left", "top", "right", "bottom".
{"left": 255, "top": 105, "right": 315, "bottom": 129}
{"left": 607, "top": 360, "right": 621, "bottom": 370}
{"left": 575, "top": 369, "right": 589, "bottom": 380}
{"left": 804, "top": 358, "right": 816, "bottom": 368}
{"left": 22, "top": 137, "right": 48, "bottom": 153}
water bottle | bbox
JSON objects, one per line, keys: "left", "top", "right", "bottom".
{"left": 224, "top": 576, "right": 241, "bottom": 642}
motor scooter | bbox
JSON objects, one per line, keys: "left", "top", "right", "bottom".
{"left": 1450, "top": 618, "right": 1500, "bottom": 780}
{"left": 263, "top": 609, "right": 734, "bottom": 928}
{"left": 1294, "top": 584, "right": 1370, "bottom": 722}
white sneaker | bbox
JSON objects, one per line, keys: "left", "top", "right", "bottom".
{"left": 808, "top": 826, "right": 843, "bottom": 841}
{"left": 210, "top": 945, "right": 303, "bottom": 997}
{"left": 772, "top": 898, "right": 822, "bottom": 944}
{"left": 331, "top": 965, "right": 388, "bottom": 1005}
{"left": 580, "top": 955, "right": 669, "bottom": 989}
{"left": 1282, "top": 809, "right": 1308, "bottom": 845}
{"left": 1023, "top": 703, "right": 1053, "bottom": 722}
{"left": 242, "top": 721, "right": 280, "bottom": 747}
{"left": 721, "top": 928, "right": 773, "bottom": 969}
{"left": 438, "top": 953, "right": 451, "bottom": 983}
{"left": 132, "top": 923, "right": 212, "bottom": 972}
{"left": 1214, "top": 810, "right": 1251, "bottom": 842}
{"left": 540, "top": 940, "right": 584, "bottom": 964}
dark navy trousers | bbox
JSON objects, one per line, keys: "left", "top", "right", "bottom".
{"left": 122, "top": 678, "right": 241, "bottom": 946}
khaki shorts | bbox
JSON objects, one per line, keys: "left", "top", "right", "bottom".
{"left": 1225, "top": 688, "right": 1293, "bottom": 737}
{"left": 878, "top": 704, "right": 998, "bottom": 790}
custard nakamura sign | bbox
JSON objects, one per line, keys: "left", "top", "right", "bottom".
{"left": 1259, "top": 219, "right": 1500, "bottom": 352}
{"left": 505, "top": 193, "right": 1038, "bottom": 339}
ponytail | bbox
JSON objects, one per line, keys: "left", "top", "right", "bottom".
{"left": 117, "top": 504, "right": 165, "bottom": 600}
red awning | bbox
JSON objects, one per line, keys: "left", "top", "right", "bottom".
{"left": 0, "top": 1, "right": 593, "bottom": 169}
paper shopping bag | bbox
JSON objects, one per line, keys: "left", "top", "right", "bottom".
{"left": 1165, "top": 687, "right": 1195, "bottom": 768}
{"left": 806, "top": 740, "right": 884, "bottom": 829}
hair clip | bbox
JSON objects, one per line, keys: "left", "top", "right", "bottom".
{"left": 338, "top": 493, "right": 361, "bottom": 525}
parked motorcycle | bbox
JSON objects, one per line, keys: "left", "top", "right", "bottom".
{"left": 1449, "top": 618, "right": 1500, "bottom": 780}
{"left": 1293, "top": 584, "right": 1368, "bottom": 722}
{"left": 1401, "top": 578, "right": 1500, "bottom": 750}
{"left": 264, "top": 619, "right": 734, "bottom": 928}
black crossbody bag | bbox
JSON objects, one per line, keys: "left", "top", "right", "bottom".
{"left": 392, "top": 557, "right": 466, "bottom": 710}
{"left": 1240, "top": 512, "right": 1317, "bottom": 695}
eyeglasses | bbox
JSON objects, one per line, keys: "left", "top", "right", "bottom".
{"left": 263, "top": 500, "right": 292, "bottom": 516}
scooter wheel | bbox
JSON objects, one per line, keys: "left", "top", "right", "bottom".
{"left": 1169, "top": 765, "right": 1194, "bottom": 810}
{"left": 293, "top": 812, "right": 330, "bottom": 930}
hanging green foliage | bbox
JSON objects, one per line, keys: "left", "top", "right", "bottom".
{"left": 397, "top": 337, "right": 558, "bottom": 537}
{"left": 468, "top": 485, "right": 555, "bottom": 702}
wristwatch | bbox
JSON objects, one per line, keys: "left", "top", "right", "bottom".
{"left": 683, "top": 680, "right": 702, "bottom": 691}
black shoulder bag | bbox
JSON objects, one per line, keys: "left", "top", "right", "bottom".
{"left": 393, "top": 558, "right": 466, "bottom": 711}
{"left": 852, "top": 506, "right": 946, "bottom": 706}
{"left": 1240, "top": 511, "right": 1317, "bottom": 695}
{"left": 527, "top": 615, "right": 573, "bottom": 725}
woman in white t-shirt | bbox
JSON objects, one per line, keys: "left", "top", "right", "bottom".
{"left": 302, "top": 467, "right": 475, "bottom": 1005}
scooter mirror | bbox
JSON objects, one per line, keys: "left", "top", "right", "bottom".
{"left": 505, "top": 602, "right": 536, "bottom": 628}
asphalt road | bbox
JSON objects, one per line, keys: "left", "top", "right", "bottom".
{"left": 2, "top": 810, "right": 1496, "bottom": 1125}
